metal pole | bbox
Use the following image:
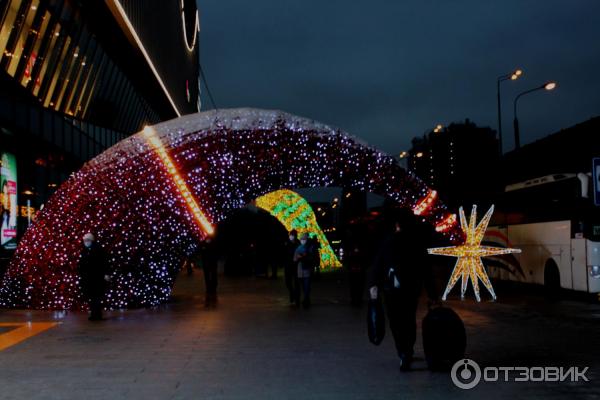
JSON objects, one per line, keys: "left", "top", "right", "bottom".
{"left": 497, "top": 79, "right": 503, "bottom": 154}
{"left": 513, "top": 93, "right": 521, "bottom": 150}
{"left": 513, "top": 117, "right": 520, "bottom": 149}
{"left": 513, "top": 85, "right": 546, "bottom": 151}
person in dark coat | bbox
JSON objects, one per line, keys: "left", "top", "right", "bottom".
{"left": 368, "top": 210, "right": 438, "bottom": 371}
{"left": 78, "top": 233, "right": 109, "bottom": 321}
{"left": 345, "top": 223, "right": 368, "bottom": 307}
{"left": 201, "top": 236, "right": 219, "bottom": 307}
{"left": 294, "top": 233, "right": 314, "bottom": 309}
{"left": 283, "top": 229, "right": 299, "bottom": 304}
{"left": 308, "top": 235, "right": 321, "bottom": 280}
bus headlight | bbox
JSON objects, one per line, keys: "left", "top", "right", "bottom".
{"left": 590, "top": 265, "right": 600, "bottom": 279}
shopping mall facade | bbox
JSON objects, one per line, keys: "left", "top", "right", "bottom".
{"left": 0, "top": 0, "right": 200, "bottom": 264}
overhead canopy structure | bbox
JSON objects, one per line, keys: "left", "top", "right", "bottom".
{"left": 0, "top": 108, "right": 460, "bottom": 310}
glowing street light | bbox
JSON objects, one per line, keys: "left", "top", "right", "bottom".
{"left": 513, "top": 81, "right": 557, "bottom": 149}
{"left": 433, "top": 124, "right": 443, "bottom": 133}
{"left": 497, "top": 68, "right": 523, "bottom": 154}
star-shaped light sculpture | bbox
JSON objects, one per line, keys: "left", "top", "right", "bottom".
{"left": 428, "top": 205, "right": 521, "bottom": 302}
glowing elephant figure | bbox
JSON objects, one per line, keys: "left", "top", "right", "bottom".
{"left": 0, "top": 108, "right": 460, "bottom": 310}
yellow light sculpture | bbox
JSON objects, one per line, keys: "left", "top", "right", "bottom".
{"left": 255, "top": 189, "right": 341, "bottom": 269}
{"left": 428, "top": 205, "right": 520, "bottom": 301}
{"left": 143, "top": 126, "right": 214, "bottom": 236}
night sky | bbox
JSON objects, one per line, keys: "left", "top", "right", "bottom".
{"left": 197, "top": 1, "right": 600, "bottom": 155}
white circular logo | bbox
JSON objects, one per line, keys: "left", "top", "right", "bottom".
{"left": 451, "top": 359, "right": 482, "bottom": 390}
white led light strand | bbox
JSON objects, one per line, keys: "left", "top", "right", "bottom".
{"left": 181, "top": 0, "right": 199, "bottom": 53}
{"left": 109, "top": 0, "right": 182, "bottom": 117}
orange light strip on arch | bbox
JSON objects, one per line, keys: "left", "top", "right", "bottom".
{"left": 143, "top": 127, "right": 214, "bottom": 236}
{"left": 435, "top": 213, "right": 457, "bottom": 232}
{"left": 413, "top": 189, "right": 438, "bottom": 216}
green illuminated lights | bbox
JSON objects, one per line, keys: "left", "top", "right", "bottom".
{"left": 256, "top": 190, "right": 341, "bottom": 269}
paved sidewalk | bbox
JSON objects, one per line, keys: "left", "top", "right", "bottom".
{"left": 0, "top": 270, "right": 599, "bottom": 400}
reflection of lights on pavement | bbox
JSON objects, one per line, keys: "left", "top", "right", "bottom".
{"left": 143, "top": 126, "right": 213, "bottom": 236}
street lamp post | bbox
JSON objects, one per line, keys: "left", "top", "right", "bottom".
{"left": 497, "top": 69, "right": 522, "bottom": 154}
{"left": 513, "top": 81, "right": 557, "bottom": 149}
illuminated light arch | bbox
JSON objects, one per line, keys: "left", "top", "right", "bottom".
{"left": 0, "top": 108, "right": 460, "bottom": 310}
{"left": 255, "top": 189, "right": 341, "bottom": 270}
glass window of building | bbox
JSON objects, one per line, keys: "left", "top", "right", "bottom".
{"left": 32, "top": 21, "right": 60, "bottom": 96}
{"left": 19, "top": 9, "right": 49, "bottom": 87}
{"left": 6, "top": 0, "right": 40, "bottom": 77}
{"left": 0, "top": 0, "right": 22, "bottom": 58}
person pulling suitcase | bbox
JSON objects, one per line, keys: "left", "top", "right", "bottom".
{"left": 368, "top": 209, "right": 438, "bottom": 371}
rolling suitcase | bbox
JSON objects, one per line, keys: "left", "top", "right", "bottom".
{"left": 422, "top": 305, "right": 466, "bottom": 371}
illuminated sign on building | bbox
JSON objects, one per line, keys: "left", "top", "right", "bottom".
{"left": 1, "top": 152, "right": 18, "bottom": 250}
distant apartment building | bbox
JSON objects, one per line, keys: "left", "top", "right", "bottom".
{"left": 407, "top": 119, "right": 500, "bottom": 208}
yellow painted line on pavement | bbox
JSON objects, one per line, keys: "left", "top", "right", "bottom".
{"left": 0, "top": 322, "right": 58, "bottom": 351}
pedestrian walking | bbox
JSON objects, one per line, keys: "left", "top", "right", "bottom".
{"left": 283, "top": 230, "right": 299, "bottom": 304}
{"left": 268, "top": 243, "right": 279, "bottom": 280}
{"left": 201, "top": 236, "right": 219, "bottom": 307}
{"left": 368, "top": 210, "right": 438, "bottom": 371}
{"left": 345, "top": 223, "right": 367, "bottom": 307}
{"left": 294, "top": 233, "right": 314, "bottom": 309}
{"left": 78, "top": 233, "right": 109, "bottom": 321}
{"left": 308, "top": 235, "right": 321, "bottom": 280}
{"left": 182, "top": 257, "right": 194, "bottom": 276}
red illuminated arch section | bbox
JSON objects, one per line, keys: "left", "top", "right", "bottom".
{"left": 0, "top": 108, "right": 460, "bottom": 310}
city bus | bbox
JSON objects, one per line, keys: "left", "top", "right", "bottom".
{"left": 485, "top": 173, "right": 600, "bottom": 296}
